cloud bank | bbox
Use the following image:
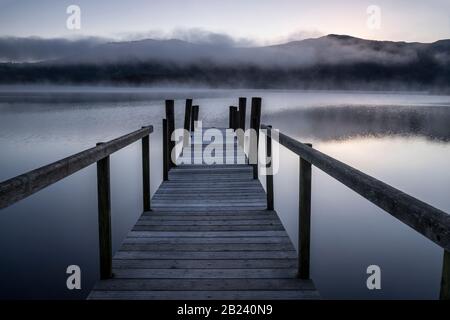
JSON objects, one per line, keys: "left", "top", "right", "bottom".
{"left": 1, "top": 30, "right": 447, "bottom": 68}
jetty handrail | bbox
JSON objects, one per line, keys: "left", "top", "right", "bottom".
{"left": 0, "top": 126, "right": 154, "bottom": 210}
{"left": 261, "top": 124, "right": 450, "bottom": 252}
{"left": 261, "top": 123, "right": 449, "bottom": 299}
{"left": 0, "top": 125, "right": 154, "bottom": 279}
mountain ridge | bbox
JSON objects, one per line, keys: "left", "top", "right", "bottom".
{"left": 0, "top": 34, "right": 449, "bottom": 89}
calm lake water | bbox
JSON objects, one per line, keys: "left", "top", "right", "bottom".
{"left": 0, "top": 87, "right": 449, "bottom": 299}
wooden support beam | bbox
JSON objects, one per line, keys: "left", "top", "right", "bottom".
{"left": 298, "top": 144, "right": 312, "bottom": 280}
{"left": 162, "top": 119, "right": 169, "bottom": 181}
{"left": 233, "top": 108, "right": 240, "bottom": 131}
{"left": 165, "top": 100, "right": 176, "bottom": 168}
{"left": 191, "top": 105, "right": 199, "bottom": 131}
{"left": 250, "top": 97, "right": 262, "bottom": 179}
{"left": 96, "top": 143, "right": 112, "bottom": 280}
{"left": 229, "top": 106, "right": 236, "bottom": 129}
{"left": 238, "top": 97, "right": 247, "bottom": 131}
{"left": 141, "top": 128, "right": 151, "bottom": 212}
{"left": 266, "top": 126, "right": 274, "bottom": 210}
{"left": 440, "top": 250, "right": 450, "bottom": 300}
{"left": 184, "top": 99, "right": 193, "bottom": 145}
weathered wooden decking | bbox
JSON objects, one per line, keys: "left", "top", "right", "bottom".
{"left": 89, "top": 129, "right": 319, "bottom": 300}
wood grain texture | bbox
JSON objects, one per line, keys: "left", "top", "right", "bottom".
{"left": 89, "top": 127, "right": 319, "bottom": 300}
{"left": 262, "top": 124, "right": 450, "bottom": 252}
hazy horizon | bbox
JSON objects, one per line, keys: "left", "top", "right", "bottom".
{"left": 1, "top": 2, "right": 449, "bottom": 90}
{"left": 0, "top": 0, "right": 449, "bottom": 44}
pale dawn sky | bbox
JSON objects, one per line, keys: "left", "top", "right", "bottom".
{"left": 0, "top": 0, "right": 449, "bottom": 43}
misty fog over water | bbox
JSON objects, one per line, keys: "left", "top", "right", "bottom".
{"left": 0, "top": 88, "right": 449, "bottom": 299}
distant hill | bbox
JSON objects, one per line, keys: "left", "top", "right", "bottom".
{"left": 0, "top": 34, "right": 449, "bottom": 90}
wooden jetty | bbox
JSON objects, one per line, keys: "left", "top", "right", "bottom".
{"left": 88, "top": 127, "right": 319, "bottom": 299}
{"left": 0, "top": 97, "right": 449, "bottom": 300}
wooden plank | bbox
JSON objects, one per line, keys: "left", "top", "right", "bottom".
{"left": 159, "top": 180, "right": 261, "bottom": 184}
{"left": 120, "top": 243, "right": 294, "bottom": 252}
{"left": 127, "top": 230, "right": 289, "bottom": 237}
{"left": 141, "top": 209, "right": 274, "bottom": 214}
{"left": 88, "top": 290, "right": 320, "bottom": 300}
{"left": 111, "top": 268, "right": 298, "bottom": 279}
{"left": 132, "top": 225, "right": 285, "bottom": 232}
{"left": 172, "top": 166, "right": 247, "bottom": 170}
{"left": 122, "top": 236, "right": 291, "bottom": 244}
{"left": 171, "top": 166, "right": 252, "bottom": 171}
{"left": 93, "top": 278, "right": 314, "bottom": 291}
{"left": 135, "top": 219, "right": 281, "bottom": 226}
{"left": 151, "top": 200, "right": 267, "bottom": 205}
{"left": 114, "top": 251, "right": 297, "bottom": 260}
{"left": 149, "top": 205, "right": 268, "bottom": 210}
{"left": 155, "top": 189, "right": 263, "bottom": 193}
{"left": 152, "top": 194, "right": 266, "bottom": 199}
{"left": 139, "top": 212, "right": 276, "bottom": 220}
{"left": 149, "top": 207, "right": 268, "bottom": 211}
{"left": 158, "top": 179, "right": 261, "bottom": 185}
{"left": 112, "top": 259, "right": 297, "bottom": 269}
{"left": 139, "top": 214, "right": 279, "bottom": 221}
{"left": 159, "top": 186, "right": 260, "bottom": 191}
{"left": 165, "top": 178, "right": 255, "bottom": 183}
{"left": 142, "top": 208, "right": 271, "bottom": 214}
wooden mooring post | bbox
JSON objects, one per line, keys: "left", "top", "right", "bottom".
{"left": 191, "top": 105, "right": 199, "bottom": 131}
{"left": 184, "top": 99, "right": 193, "bottom": 145}
{"left": 162, "top": 119, "right": 169, "bottom": 181}
{"left": 441, "top": 250, "right": 450, "bottom": 300}
{"left": 96, "top": 142, "right": 113, "bottom": 280}
{"left": 239, "top": 97, "right": 247, "bottom": 131}
{"left": 265, "top": 125, "right": 274, "bottom": 210}
{"left": 298, "top": 143, "right": 312, "bottom": 280}
{"left": 233, "top": 108, "right": 240, "bottom": 131}
{"left": 165, "top": 100, "right": 176, "bottom": 168}
{"left": 229, "top": 106, "right": 238, "bottom": 130}
{"left": 250, "top": 97, "right": 262, "bottom": 179}
{"left": 141, "top": 127, "right": 151, "bottom": 212}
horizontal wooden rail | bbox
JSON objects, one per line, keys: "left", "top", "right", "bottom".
{"left": 261, "top": 124, "right": 450, "bottom": 252}
{"left": 0, "top": 126, "right": 154, "bottom": 210}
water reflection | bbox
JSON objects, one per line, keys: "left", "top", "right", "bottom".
{"left": 265, "top": 105, "right": 450, "bottom": 142}
{"left": 0, "top": 89, "right": 449, "bottom": 299}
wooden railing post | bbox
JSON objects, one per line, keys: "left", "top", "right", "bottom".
{"left": 191, "top": 105, "right": 199, "bottom": 131}
{"left": 165, "top": 100, "right": 175, "bottom": 168}
{"left": 238, "top": 97, "right": 247, "bottom": 131}
{"left": 162, "top": 119, "right": 169, "bottom": 181}
{"left": 141, "top": 128, "right": 151, "bottom": 212}
{"left": 250, "top": 97, "right": 262, "bottom": 179}
{"left": 266, "top": 126, "right": 274, "bottom": 210}
{"left": 96, "top": 142, "right": 112, "bottom": 280}
{"left": 440, "top": 250, "right": 450, "bottom": 300}
{"left": 298, "top": 143, "right": 312, "bottom": 280}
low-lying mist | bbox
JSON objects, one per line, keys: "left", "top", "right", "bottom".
{"left": 0, "top": 32, "right": 449, "bottom": 90}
